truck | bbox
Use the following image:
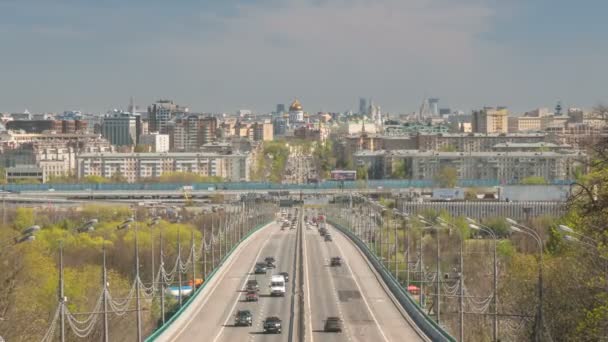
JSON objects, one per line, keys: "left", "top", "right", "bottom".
{"left": 270, "top": 275, "right": 286, "bottom": 297}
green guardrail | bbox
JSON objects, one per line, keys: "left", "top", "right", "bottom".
{"left": 145, "top": 219, "right": 274, "bottom": 341}
{"left": 328, "top": 219, "right": 456, "bottom": 342}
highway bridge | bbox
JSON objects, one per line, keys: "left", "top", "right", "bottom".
{"left": 151, "top": 214, "right": 433, "bottom": 342}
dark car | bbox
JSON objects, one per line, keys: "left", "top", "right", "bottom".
{"left": 265, "top": 259, "right": 276, "bottom": 268}
{"left": 263, "top": 316, "right": 282, "bottom": 334}
{"left": 324, "top": 317, "right": 343, "bottom": 332}
{"left": 246, "top": 279, "right": 259, "bottom": 292}
{"left": 330, "top": 257, "right": 342, "bottom": 267}
{"left": 265, "top": 256, "right": 276, "bottom": 264}
{"left": 234, "top": 310, "right": 253, "bottom": 326}
{"left": 324, "top": 234, "right": 333, "bottom": 242}
{"left": 255, "top": 263, "right": 267, "bottom": 274}
{"left": 279, "top": 271, "right": 289, "bottom": 282}
{"left": 245, "top": 290, "right": 259, "bottom": 302}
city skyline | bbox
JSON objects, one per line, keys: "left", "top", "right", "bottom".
{"left": 1, "top": 0, "right": 607, "bottom": 114}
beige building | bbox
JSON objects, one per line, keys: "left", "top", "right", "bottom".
{"left": 253, "top": 122, "right": 274, "bottom": 141}
{"left": 472, "top": 107, "right": 509, "bottom": 133}
{"left": 77, "top": 152, "right": 251, "bottom": 182}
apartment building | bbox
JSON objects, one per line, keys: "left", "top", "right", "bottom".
{"left": 472, "top": 107, "right": 509, "bottom": 133}
{"left": 77, "top": 152, "right": 250, "bottom": 182}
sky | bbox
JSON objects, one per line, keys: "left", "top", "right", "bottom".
{"left": 0, "top": 0, "right": 607, "bottom": 114}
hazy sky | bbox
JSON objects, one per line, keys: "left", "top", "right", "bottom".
{"left": 0, "top": 0, "right": 606, "bottom": 114}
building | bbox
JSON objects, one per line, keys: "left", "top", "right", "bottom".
{"left": 359, "top": 98, "right": 367, "bottom": 115}
{"left": 508, "top": 116, "right": 542, "bottom": 132}
{"left": 148, "top": 100, "right": 185, "bottom": 134}
{"left": 288, "top": 99, "right": 305, "bottom": 125}
{"left": 101, "top": 113, "right": 138, "bottom": 146}
{"left": 273, "top": 117, "right": 287, "bottom": 136}
{"left": 5, "top": 120, "right": 88, "bottom": 134}
{"left": 429, "top": 98, "right": 440, "bottom": 116}
{"left": 472, "top": 107, "right": 509, "bottom": 133}
{"left": 77, "top": 152, "right": 251, "bottom": 182}
{"left": 5, "top": 165, "right": 44, "bottom": 183}
{"left": 353, "top": 150, "right": 388, "bottom": 180}
{"left": 139, "top": 133, "right": 170, "bottom": 152}
{"left": 388, "top": 150, "right": 585, "bottom": 183}
{"left": 253, "top": 122, "right": 274, "bottom": 141}
{"left": 417, "top": 132, "right": 547, "bottom": 152}
{"left": 167, "top": 114, "right": 217, "bottom": 151}
{"left": 276, "top": 104, "right": 286, "bottom": 114}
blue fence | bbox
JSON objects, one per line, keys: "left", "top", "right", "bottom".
{"left": 0, "top": 179, "right": 574, "bottom": 192}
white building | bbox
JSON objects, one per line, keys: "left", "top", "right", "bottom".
{"left": 288, "top": 99, "right": 305, "bottom": 124}
{"left": 77, "top": 152, "right": 251, "bottom": 182}
{"left": 140, "top": 133, "right": 170, "bottom": 152}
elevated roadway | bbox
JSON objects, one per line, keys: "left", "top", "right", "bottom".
{"left": 155, "top": 216, "right": 427, "bottom": 342}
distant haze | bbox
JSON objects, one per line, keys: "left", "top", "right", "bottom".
{"left": 0, "top": 0, "right": 607, "bottom": 114}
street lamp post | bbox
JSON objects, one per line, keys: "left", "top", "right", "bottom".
{"left": 468, "top": 218, "right": 499, "bottom": 342}
{"left": 506, "top": 218, "right": 544, "bottom": 342}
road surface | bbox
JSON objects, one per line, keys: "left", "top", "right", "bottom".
{"left": 302, "top": 223, "right": 425, "bottom": 342}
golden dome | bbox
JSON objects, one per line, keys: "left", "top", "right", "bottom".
{"left": 289, "top": 99, "right": 303, "bottom": 112}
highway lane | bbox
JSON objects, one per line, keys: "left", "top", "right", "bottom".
{"left": 303, "top": 223, "right": 426, "bottom": 342}
{"left": 165, "top": 221, "right": 297, "bottom": 342}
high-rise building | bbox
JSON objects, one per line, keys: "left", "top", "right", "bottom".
{"left": 472, "top": 107, "right": 509, "bottom": 134}
{"left": 429, "top": 98, "right": 440, "bottom": 116}
{"left": 148, "top": 100, "right": 185, "bottom": 134}
{"left": 359, "top": 98, "right": 368, "bottom": 116}
{"left": 139, "top": 132, "right": 170, "bottom": 152}
{"left": 276, "top": 104, "right": 286, "bottom": 114}
{"left": 101, "top": 113, "right": 138, "bottom": 146}
{"left": 253, "top": 121, "right": 274, "bottom": 141}
{"left": 167, "top": 114, "right": 217, "bottom": 152}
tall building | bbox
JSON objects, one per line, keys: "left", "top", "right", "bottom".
{"left": 167, "top": 114, "right": 217, "bottom": 151}
{"left": 253, "top": 121, "right": 274, "bottom": 141}
{"left": 429, "top": 98, "right": 440, "bottom": 116}
{"left": 359, "top": 98, "right": 368, "bottom": 116}
{"left": 472, "top": 107, "right": 509, "bottom": 134}
{"left": 276, "top": 104, "right": 286, "bottom": 114}
{"left": 101, "top": 113, "right": 138, "bottom": 146}
{"left": 140, "top": 133, "right": 170, "bottom": 152}
{"left": 148, "top": 100, "right": 185, "bottom": 134}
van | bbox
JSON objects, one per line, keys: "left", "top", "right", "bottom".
{"left": 270, "top": 275, "right": 286, "bottom": 297}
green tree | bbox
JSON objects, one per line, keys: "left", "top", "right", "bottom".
{"left": 520, "top": 176, "right": 548, "bottom": 185}
{"left": 438, "top": 144, "right": 457, "bottom": 152}
{"left": 356, "top": 166, "right": 368, "bottom": 180}
{"left": 434, "top": 166, "right": 458, "bottom": 188}
{"left": 13, "top": 207, "right": 35, "bottom": 230}
{"left": 134, "top": 144, "right": 149, "bottom": 152}
{"left": 84, "top": 175, "right": 109, "bottom": 184}
{"left": 391, "top": 159, "right": 407, "bottom": 179}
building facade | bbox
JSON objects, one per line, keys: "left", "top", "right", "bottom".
{"left": 77, "top": 152, "right": 251, "bottom": 182}
{"left": 472, "top": 107, "right": 509, "bottom": 133}
{"left": 101, "top": 113, "right": 138, "bottom": 146}
{"left": 139, "top": 133, "right": 170, "bottom": 152}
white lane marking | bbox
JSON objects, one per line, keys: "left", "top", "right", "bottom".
{"left": 169, "top": 222, "right": 273, "bottom": 341}
{"left": 331, "top": 226, "right": 390, "bottom": 342}
{"left": 211, "top": 224, "right": 277, "bottom": 342}
{"left": 303, "top": 226, "right": 314, "bottom": 342}
{"left": 322, "top": 236, "right": 353, "bottom": 341}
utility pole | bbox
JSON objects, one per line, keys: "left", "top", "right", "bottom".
{"left": 459, "top": 234, "right": 464, "bottom": 342}
{"left": 419, "top": 231, "right": 424, "bottom": 309}
{"left": 191, "top": 231, "right": 196, "bottom": 295}
{"left": 160, "top": 230, "right": 165, "bottom": 325}
{"left": 59, "top": 243, "right": 65, "bottom": 342}
{"left": 211, "top": 219, "right": 215, "bottom": 269}
{"left": 436, "top": 229, "right": 441, "bottom": 324}
{"left": 394, "top": 214, "right": 399, "bottom": 281}
{"left": 102, "top": 246, "right": 109, "bottom": 342}
{"left": 177, "top": 228, "right": 183, "bottom": 308}
{"left": 135, "top": 225, "right": 142, "bottom": 342}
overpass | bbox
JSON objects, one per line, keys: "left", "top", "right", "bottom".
{"left": 150, "top": 212, "right": 441, "bottom": 342}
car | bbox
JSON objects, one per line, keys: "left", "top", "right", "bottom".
{"left": 324, "top": 317, "right": 343, "bottom": 332}
{"left": 234, "top": 310, "right": 253, "bottom": 326}
{"left": 265, "top": 260, "right": 276, "bottom": 268}
{"left": 246, "top": 279, "right": 259, "bottom": 291}
{"left": 263, "top": 316, "right": 282, "bottom": 334}
{"left": 265, "top": 256, "right": 276, "bottom": 264}
{"left": 245, "top": 290, "right": 259, "bottom": 302}
{"left": 324, "top": 234, "right": 333, "bottom": 242}
{"left": 279, "top": 271, "right": 289, "bottom": 282}
{"left": 330, "top": 257, "right": 342, "bottom": 267}
{"left": 255, "top": 263, "right": 267, "bottom": 274}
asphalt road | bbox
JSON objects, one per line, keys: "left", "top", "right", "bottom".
{"left": 166, "top": 221, "right": 298, "bottom": 342}
{"left": 162, "top": 218, "right": 425, "bottom": 342}
{"left": 303, "top": 223, "right": 426, "bottom": 342}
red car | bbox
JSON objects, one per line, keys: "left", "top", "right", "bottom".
{"left": 246, "top": 290, "right": 259, "bottom": 302}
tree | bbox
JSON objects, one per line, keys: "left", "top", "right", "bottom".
{"left": 520, "top": 176, "right": 548, "bottom": 185}
{"left": 391, "top": 159, "right": 407, "bottom": 179}
{"left": 13, "top": 207, "right": 35, "bottom": 230}
{"left": 434, "top": 166, "right": 458, "bottom": 188}
{"left": 438, "top": 144, "right": 457, "bottom": 152}
{"left": 134, "top": 145, "right": 149, "bottom": 153}
{"left": 356, "top": 166, "right": 368, "bottom": 181}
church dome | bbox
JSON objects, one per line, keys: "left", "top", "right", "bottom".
{"left": 289, "top": 99, "right": 303, "bottom": 112}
